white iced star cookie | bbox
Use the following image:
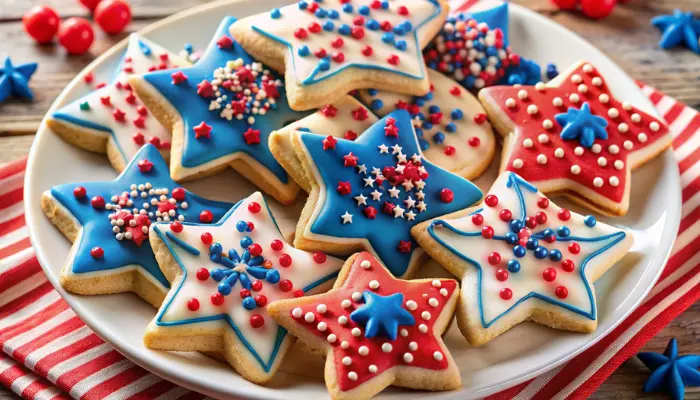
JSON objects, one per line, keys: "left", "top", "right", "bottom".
{"left": 48, "top": 34, "right": 190, "bottom": 172}
{"left": 230, "top": 0, "right": 449, "bottom": 110}
{"left": 146, "top": 191, "right": 343, "bottom": 383}
{"left": 412, "top": 172, "right": 634, "bottom": 345}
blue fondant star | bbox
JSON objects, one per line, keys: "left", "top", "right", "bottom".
{"left": 296, "top": 109, "right": 482, "bottom": 277}
{"left": 137, "top": 17, "right": 309, "bottom": 184}
{"left": 0, "top": 57, "right": 37, "bottom": 103}
{"left": 652, "top": 9, "right": 700, "bottom": 54}
{"left": 555, "top": 102, "right": 609, "bottom": 148}
{"left": 501, "top": 56, "right": 542, "bottom": 86}
{"left": 350, "top": 291, "right": 415, "bottom": 340}
{"left": 638, "top": 338, "right": 700, "bottom": 400}
{"left": 48, "top": 144, "right": 233, "bottom": 292}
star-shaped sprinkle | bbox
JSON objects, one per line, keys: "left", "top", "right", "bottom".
{"left": 291, "top": 109, "right": 482, "bottom": 277}
{"left": 231, "top": 0, "right": 448, "bottom": 110}
{"left": 49, "top": 34, "right": 189, "bottom": 171}
{"left": 0, "top": 57, "right": 37, "bottom": 103}
{"left": 651, "top": 9, "right": 700, "bottom": 54}
{"left": 638, "top": 338, "right": 700, "bottom": 400}
{"left": 478, "top": 61, "right": 672, "bottom": 216}
{"left": 131, "top": 17, "right": 309, "bottom": 204}
{"left": 268, "top": 252, "right": 460, "bottom": 398}
{"left": 148, "top": 191, "right": 343, "bottom": 383}
{"left": 42, "top": 144, "right": 233, "bottom": 307}
{"left": 413, "top": 172, "right": 633, "bottom": 345}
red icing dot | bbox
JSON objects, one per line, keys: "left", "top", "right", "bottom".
{"left": 331, "top": 37, "right": 344, "bottom": 48}
{"left": 250, "top": 314, "right": 265, "bottom": 328}
{"left": 90, "top": 247, "right": 104, "bottom": 259}
{"left": 313, "top": 252, "right": 327, "bottom": 264}
{"left": 294, "top": 28, "right": 307, "bottom": 39}
{"left": 294, "top": 289, "right": 304, "bottom": 298}
{"left": 196, "top": 268, "right": 209, "bottom": 281}
{"left": 543, "top": 268, "right": 557, "bottom": 282}
{"left": 247, "top": 222, "right": 255, "bottom": 232}
{"left": 485, "top": 195, "right": 498, "bottom": 207}
{"left": 473, "top": 113, "right": 487, "bottom": 124}
{"left": 500, "top": 288, "right": 513, "bottom": 300}
{"left": 279, "top": 279, "right": 293, "bottom": 292}
{"left": 170, "top": 221, "right": 183, "bottom": 233}
{"left": 255, "top": 295, "right": 268, "bottom": 307}
{"left": 568, "top": 242, "right": 580, "bottom": 254}
{"left": 538, "top": 198, "right": 549, "bottom": 209}
{"left": 73, "top": 186, "right": 86, "bottom": 199}
{"left": 314, "top": 48, "right": 327, "bottom": 58}
{"left": 496, "top": 269, "right": 509, "bottom": 281}
{"left": 271, "top": 239, "right": 284, "bottom": 251}
{"left": 468, "top": 136, "right": 480, "bottom": 147}
{"left": 248, "top": 243, "right": 263, "bottom": 257}
{"left": 361, "top": 45, "right": 373, "bottom": 56}
{"left": 91, "top": 196, "right": 105, "bottom": 209}
{"left": 251, "top": 280, "right": 263, "bottom": 291}
{"left": 558, "top": 208, "right": 571, "bottom": 221}
{"left": 308, "top": 22, "right": 321, "bottom": 33}
{"left": 248, "top": 202, "right": 261, "bottom": 213}
{"left": 471, "top": 213, "right": 484, "bottom": 225}
{"left": 449, "top": 86, "right": 461, "bottom": 96}
{"left": 187, "top": 298, "right": 200, "bottom": 311}
{"left": 240, "top": 289, "right": 251, "bottom": 299}
{"left": 488, "top": 252, "right": 501, "bottom": 265}
{"left": 199, "top": 210, "right": 213, "bottom": 223}
{"left": 499, "top": 209, "right": 512, "bottom": 222}
{"left": 201, "top": 232, "right": 213, "bottom": 244}
{"left": 440, "top": 188, "right": 454, "bottom": 203}
{"left": 397, "top": 5, "right": 409, "bottom": 15}
{"left": 526, "top": 216, "right": 537, "bottom": 229}
{"left": 211, "top": 293, "right": 224, "bottom": 305}
{"left": 535, "top": 211, "right": 547, "bottom": 224}
{"left": 351, "top": 26, "right": 364, "bottom": 39}
{"left": 562, "top": 259, "right": 575, "bottom": 272}
{"left": 444, "top": 145, "right": 455, "bottom": 156}
{"left": 387, "top": 54, "right": 400, "bottom": 65}
{"left": 279, "top": 254, "right": 292, "bottom": 268}
{"left": 481, "top": 226, "right": 494, "bottom": 239}
{"left": 555, "top": 286, "right": 569, "bottom": 299}
{"left": 172, "top": 187, "right": 186, "bottom": 201}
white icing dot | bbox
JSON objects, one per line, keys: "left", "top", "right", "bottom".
{"left": 439, "top": 288, "right": 448, "bottom": 296}
{"left": 352, "top": 292, "right": 362, "bottom": 301}
{"left": 535, "top": 82, "right": 546, "bottom": 91}
{"left": 638, "top": 133, "right": 648, "bottom": 142}
{"left": 316, "top": 304, "right": 327, "bottom": 314}
{"left": 571, "top": 74, "right": 582, "bottom": 84}
{"left": 582, "top": 64, "right": 593, "bottom": 73}
{"left": 368, "top": 280, "right": 380, "bottom": 290}
{"left": 527, "top": 105, "right": 539, "bottom": 115}
{"left": 419, "top": 324, "right": 428, "bottom": 333}
{"left": 432, "top": 280, "right": 442, "bottom": 288}
{"left": 352, "top": 327, "right": 361, "bottom": 336}
{"left": 553, "top": 97, "right": 564, "bottom": 107}
{"left": 538, "top": 134, "right": 549, "bottom": 143}
{"left": 348, "top": 372, "right": 358, "bottom": 381}
{"left": 505, "top": 98, "right": 516, "bottom": 108}
{"left": 537, "top": 154, "right": 548, "bottom": 165}
{"left": 592, "top": 144, "right": 602, "bottom": 154}
{"left": 523, "top": 138, "right": 534, "bottom": 148}
{"left": 421, "top": 311, "right": 431, "bottom": 320}
{"left": 434, "top": 351, "right": 444, "bottom": 361}
{"left": 618, "top": 123, "right": 629, "bottom": 133}
{"left": 327, "top": 334, "right": 337, "bottom": 343}
{"left": 304, "top": 312, "right": 315, "bottom": 323}
{"left": 609, "top": 176, "right": 620, "bottom": 187}
{"left": 614, "top": 160, "right": 624, "bottom": 170}
{"left": 599, "top": 94, "right": 609, "bottom": 103}
{"left": 609, "top": 145, "right": 620, "bottom": 154}
{"left": 574, "top": 147, "right": 584, "bottom": 156}
{"left": 622, "top": 102, "right": 633, "bottom": 111}
{"left": 428, "top": 298, "right": 439, "bottom": 307}
{"left": 571, "top": 165, "right": 581, "bottom": 174}
{"left": 409, "top": 342, "right": 418, "bottom": 351}
{"left": 512, "top": 159, "right": 523, "bottom": 169}
{"left": 608, "top": 108, "right": 619, "bottom": 118}
{"left": 406, "top": 300, "right": 418, "bottom": 310}
{"left": 593, "top": 177, "right": 604, "bottom": 187}
{"left": 359, "top": 346, "right": 369, "bottom": 356}
{"left": 382, "top": 343, "right": 393, "bottom": 353}
{"left": 598, "top": 157, "right": 607, "bottom": 167}
{"left": 543, "top": 119, "right": 553, "bottom": 130}
{"left": 631, "top": 113, "right": 641, "bottom": 123}
{"left": 578, "top": 84, "right": 588, "bottom": 94}
{"left": 517, "top": 89, "right": 528, "bottom": 99}
{"left": 341, "top": 341, "right": 349, "bottom": 349}
{"left": 360, "top": 260, "right": 371, "bottom": 269}
{"left": 592, "top": 77, "right": 602, "bottom": 86}
{"left": 292, "top": 308, "right": 303, "bottom": 318}
{"left": 555, "top": 148, "right": 565, "bottom": 158}
{"left": 400, "top": 329, "right": 409, "bottom": 337}
{"left": 624, "top": 140, "right": 634, "bottom": 150}
{"left": 368, "top": 365, "right": 378, "bottom": 373}
{"left": 338, "top": 316, "right": 348, "bottom": 325}
{"left": 341, "top": 300, "right": 352, "bottom": 308}
{"left": 317, "top": 322, "right": 327, "bottom": 331}
{"left": 404, "top": 353, "right": 414, "bottom": 363}
{"left": 569, "top": 93, "right": 580, "bottom": 103}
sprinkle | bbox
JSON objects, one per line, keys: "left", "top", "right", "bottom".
{"left": 304, "top": 312, "right": 315, "bottom": 322}
{"left": 433, "top": 351, "right": 444, "bottom": 361}
{"left": 369, "top": 280, "right": 380, "bottom": 289}
{"left": 537, "top": 154, "right": 547, "bottom": 165}
{"left": 428, "top": 298, "right": 439, "bottom": 307}
{"left": 338, "top": 315, "right": 348, "bottom": 324}
{"left": 348, "top": 372, "right": 358, "bottom": 381}
{"left": 598, "top": 157, "right": 607, "bottom": 167}
{"left": 382, "top": 343, "right": 393, "bottom": 352}
{"left": 554, "top": 148, "right": 564, "bottom": 158}
{"left": 517, "top": 90, "right": 528, "bottom": 100}
{"left": 341, "top": 300, "right": 352, "bottom": 308}
{"left": 341, "top": 341, "right": 349, "bottom": 349}
{"left": 408, "top": 342, "right": 418, "bottom": 351}
{"left": 360, "top": 260, "right": 371, "bottom": 269}
{"left": 317, "top": 322, "right": 327, "bottom": 331}
{"left": 419, "top": 324, "right": 428, "bottom": 333}
{"left": 543, "top": 119, "right": 553, "bottom": 130}
{"left": 618, "top": 123, "right": 629, "bottom": 133}
{"left": 571, "top": 165, "right": 581, "bottom": 174}
{"left": 405, "top": 300, "right": 417, "bottom": 310}
{"left": 527, "top": 105, "right": 539, "bottom": 115}
{"left": 352, "top": 291, "right": 363, "bottom": 301}
{"left": 608, "top": 108, "right": 619, "bottom": 118}
{"left": 614, "top": 160, "right": 624, "bottom": 170}
{"left": 593, "top": 177, "right": 604, "bottom": 187}
{"left": 624, "top": 140, "right": 634, "bottom": 150}
{"left": 505, "top": 98, "right": 516, "bottom": 108}
{"left": 638, "top": 133, "right": 648, "bottom": 142}
{"left": 432, "top": 280, "right": 441, "bottom": 288}
{"left": 523, "top": 139, "right": 533, "bottom": 148}
{"left": 599, "top": 94, "right": 609, "bottom": 103}
{"left": 421, "top": 311, "right": 431, "bottom": 320}
{"left": 538, "top": 134, "right": 549, "bottom": 144}
{"left": 292, "top": 308, "right": 303, "bottom": 318}
{"left": 342, "top": 356, "right": 352, "bottom": 365}
{"left": 327, "top": 334, "right": 337, "bottom": 343}
{"left": 352, "top": 327, "right": 361, "bottom": 336}
{"left": 512, "top": 159, "right": 523, "bottom": 169}
{"left": 553, "top": 97, "right": 563, "bottom": 107}
{"left": 358, "top": 346, "right": 369, "bottom": 356}
{"left": 368, "top": 365, "right": 378, "bottom": 373}
{"left": 609, "top": 176, "right": 620, "bottom": 186}
{"left": 403, "top": 353, "right": 414, "bottom": 363}
{"left": 569, "top": 94, "right": 580, "bottom": 103}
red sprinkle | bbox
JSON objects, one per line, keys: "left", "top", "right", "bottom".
{"left": 361, "top": 45, "right": 373, "bottom": 57}
{"left": 543, "top": 268, "right": 557, "bottom": 282}
{"left": 468, "top": 136, "right": 481, "bottom": 147}
{"left": 255, "top": 295, "right": 268, "bottom": 307}
{"left": 250, "top": 314, "right": 265, "bottom": 328}
{"left": 211, "top": 293, "right": 225, "bottom": 305}
{"left": 500, "top": 288, "right": 513, "bottom": 300}
{"left": 555, "top": 286, "right": 568, "bottom": 299}
{"left": 313, "top": 252, "right": 327, "bottom": 264}
{"left": 216, "top": 35, "right": 233, "bottom": 49}
{"left": 387, "top": 54, "right": 400, "bottom": 65}
{"left": 249, "top": 243, "right": 263, "bottom": 257}
{"left": 251, "top": 280, "right": 263, "bottom": 291}
{"left": 171, "top": 187, "right": 186, "bottom": 201}
{"left": 279, "top": 254, "right": 292, "bottom": 268}
{"left": 444, "top": 145, "right": 455, "bottom": 156}
{"left": 279, "top": 279, "right": 293, "bottom": 292}
{"left": 248, "top": 201, "right": 261, "bottom": 213}
{"left": 440, "top": 188, "right": 454, "bottom": 203}
{"left": 137, "top": 158, "right": 153, "bottom": 173}
{"left": 73, "top": 186, "right": 86, "bottom": 199}
{"left": 171, "top": 71, "right": 188, "bottom": 84}
{"left": 187, "top": 298, "right": 200, "bottom": 311}
{"left": 473, "top": 113, "right": 487, "bottom": 124}
{"left": 471, "top": 213, "right": 484, "bottom": 225}
{"left": 558, "top": 208, "right": 571, "bottom": 221}
{"left": 322, "top": 135, "right": 337, "bottom": 150}
{"left": 538, "top": 198, "right": 550, "bottom": 208}
{"left": 196, "top": 268, "right": 210, "bottom": 281}
{"left": 271, "top": 239, "right": 284, "bottom": 251}
{"left": 488, "top": 252, "right": 501, "bottom": 265}
{"left": 199, "top": 210, "right": 213, "bottom": 223}
{"left": 133, "top": 132, "right": 145, "bottom": 145}
{"left": 568, "top": 243, "right": 580, "bottom": 254}
{"left": 351, "top": 27, "right": 364, "bottom": 39}
{"left": 535, "top": 211, "right": 548, "bottom": 224}
{"left": 331, "top": 37, "right": 344, "bottom": 48}
{"left": 562, "top": 259, "right": 575, "bottom": 272}
{"left": 481, "top": 226, "right": 494, "bottom": 239}
{"left": 364, "top": 206, "right": 378, "bottom": 219}
{"left": 90, "top": 246, "right": 104, "bottom": 259}
{"left": 332, "top": 52, "right": 345, "bottom": 63}
{"left": 308, "top": 22, "right": 321, "bottom": 33}
{"left": 499, "top": 209, "right": 512, "bottom": 222}
{"left": 91, "top": 196, "right": 105, "bottom": 209}
{"left": 294, "top": 28, "right": 307, "bottom": 39}
{"left": 397, "top": 5, "right": 409, "bottom": 15}
{"left": 496, "top": 269, "right": 509, "bottom": 281}
{"left": 240, "top": 289, "right": 251, "bottom": 299}
{"left": 449, "top": 86, "right": 461, "bottom": 96}
{"left": 170, "top": 221, "right": 183, "bottom": 233}
{"left": 344, "top": 130, "right": 358, "bottom": 140}
{"left": 336, "top": 181, "right": 352, "bottom": 195}
{"left": 294, "top": 289, "right": 304, "bottom": 298}
{"left": 484, "top": 194, "right": 498, "bottom": 207}
{"left": 397, "top": 240, "right": 412, "bottom": 253}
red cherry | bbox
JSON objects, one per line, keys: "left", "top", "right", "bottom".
{"left": 500, "top": 288, "right": 513, "bottom": 300}
{"left": 196, "top": 268, "right": 210, "bottom": 281}
{"left": 250, "top": 314, "right": 265, "bottom": 328}
{"left": 279, "top": 279, "right": 293, "bottom": 292}
{"left": 488, "top": 252, "right": 501, "bottom": 265}
{"left": 580, "top": 0, "right": 617, "bottom": 19}
{"left": 251, "top": 280, "right": 263, "bottom": 291}
{"left": 58, "top": 17, "right": 94, "bottom": 55}
{"left": 248, "top": 202, "right": 261, "bottom": 213}
{"left": 90, "top": 246, "right": 104, "bottom": 259}
{"left": 73, "top": 186, "right": 87, "bottom": 199}
{"left": 94, "top": 0, "right": 132, "bottom": 34}
{"left": 170, "top": 221, "right": 183, "bottom": 233}
{"left": 313, "top": 252, "right": 327, "bottom": 264}
{"left": 23, "top": 6, "right": 60, "bottom": 44}
{"left": 201, "top": 232, "right": 213, "bottom": 244}
{"left": 271, "top": 239, "right": 284, "bottom": 251}
{"left": 555, "top": 286, "right": 569, "bottom": 299}
{"left": 550, "top": 0, "right": 577, "bottom": 10}
{"left": 211, "top": 293, "right": 224, "bottom": 305}
{"left": 80, "top": 0, "right": 102, "bottom": 11}
{"left": 187, "top": 298, "right": 200, "bottom": 311}
{"left": 562, "top": 259, "right": 575, "bottom": 272}
{"left": 440, "top": 188, "right": 454, "bottom": 203}
{"left": 294, "top": 289, "right": 304, "bottom": 298}
{"left": 171, "top": 187, "right": 186, "bottom": 201}
{"left": 255, "top": 295, "right": 268, "bottom": 307}
{"left": 543, "top": 268, "right": 557, "bottom": 282}
{"left": 199, "top": 210, "right": 213, "bottom": 223}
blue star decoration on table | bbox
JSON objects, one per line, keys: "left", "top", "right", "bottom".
{"left": 555, "top": 102, "right": 609, "bottom": 148}
{"left": 292, "top": 109, "right": 482, "bottom": 278}
{"left": 43, "top": 144, "right": 233, "bottom": 307}
{"left": 652, "top": 9, "right": 700, "bottom": 54}
{"left": 147, "top": 191, "right": 343, "bottom": 382}
{"left": 638, "top": 338, "right": 700, "bottom": 400}
{"left": 130, "top": 16, "right": 310, "bottom": 204}
{"left": 423, "top": 172, "right": 632, "bottom": 332}
{"left": 350, "top": 291, "right": 415, "bottom": 340}
{"left": 0, "top": 57, "right": 37, "bottom": 103}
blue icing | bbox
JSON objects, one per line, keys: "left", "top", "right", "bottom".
{"left": 638, "top": 338, "right": 700, "bottom": 400}
{"left": 501, "top": 56, "right": 542, "bottom": 86}
{"left": 141, "top": 17, "right": 309, "bottom": 183}
{"left": 49, "top": 144, "right": 233, "bottom": 288}
{"left": 251, "top": 0, "right": 443, "bottom": 85}
{"left": 556, "top": 102, "right": 609, "bottom": 148}
{"left": 300, "top": 109, "right": 482, "bottom": 277}
{"left": 350, "top": 291, "right": 415, "bottom": 340}
{"left": 651, "top": 9, "right": 700, "bottom": 54}
{"left": 427, "top": 172, "right": 628, "bottom": 328}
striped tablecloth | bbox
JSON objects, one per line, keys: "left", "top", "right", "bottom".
{"left": 0, "top": 83, "right": 698, "bottom": 399}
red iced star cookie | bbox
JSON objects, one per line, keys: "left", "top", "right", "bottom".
{"left": 479, "top": 60, "right": 672, "bottom": 216}
{"left": 267, "top": 252, "right": 460, "bottom": 399}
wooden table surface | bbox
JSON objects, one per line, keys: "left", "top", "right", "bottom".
{"left": 0, "top": 0, "right": 698, "bottom": 398}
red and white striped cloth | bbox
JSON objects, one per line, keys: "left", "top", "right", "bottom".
{"left": 0, "top": 83, "right": 697, "bottom": 399}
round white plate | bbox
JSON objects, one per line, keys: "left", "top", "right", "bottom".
{"left": 24, "top": 1, "right": 681, "bottom": 398}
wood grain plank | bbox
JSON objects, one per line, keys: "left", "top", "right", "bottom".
{"left": 0, "top": 135, "right": 34, "bottom": 163}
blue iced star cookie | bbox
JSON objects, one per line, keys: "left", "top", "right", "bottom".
{"left": 230, "top": 0, "right": 449, "bottom": 110}
{"left": 412, "top": 172, "right": 634, "bottom": 346}
{"left": 652, "top": 9, "right": 700, "bottom": 54}
{"left": 146, "top": 191, "right": 343, "bottom": 383}
{"left": 41, "top": 144, "right": 233, "bottom": 307}
{"left": 48, "top": 34, "right": 190, "bottom": 172}
{"left": 638, "top": 338, "right": 700, "bottom": 400}
{"left": 0, "top": 57, "right": 37, "bottom": 103}
{"left": 291, "top": 109, "right": 482, "bottom": 278}
{"left": 130, "top": 17, "right": 310, "bottom": 205}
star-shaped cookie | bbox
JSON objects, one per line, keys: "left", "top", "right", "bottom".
{"left": 41, "top": 144, "right": 233, "bottom": 307}
{"left": 146, "top": 191, "right": 344, "bottom": 383}
{"left": 289, "top": 109, "right": 483, "bottom": 278}
{"left": 412, "top": 172, "right": 633, "bottom": 346}
{"left": 130, "top": 17, "right": 310, "bottom": 205}
{"left": 268, "top": 252, "right": 460, "bottom": 399}
{"left": 230, "top": 0, "right": 449, "bottom": 110}
{"left": 478, "top": 60, "right": 672, "bottom": 216}
{"left": 48, "top": 34, "right": 190, "bottom": 172}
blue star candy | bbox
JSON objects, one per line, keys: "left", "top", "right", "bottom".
{"left": 134, "top": 17, "right": 309, "bottom": 189}
{"left": 47, "top": 144, "right": 233, "bottom": 296}
{"left": 0, "top": 57, "right": 37, "bottom": 103}
{"left": 350, "top": 291, "right": 415, "bottom": 340}
{"left": 652, "top": 9, "right": 700, "bottom": 54}
{"left": 555, "top": 102, "right": 609, "bottom": 148}
{"left": 638, "top": 338, "right": 700, "bottom": 400}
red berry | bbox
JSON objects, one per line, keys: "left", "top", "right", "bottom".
{"left": 279, "top": 254, "right": 292, "bottom": 268}
{"left": 201, "top": 232, "right": 213, "bottom": 244}
{"left": 580, "top": 0, "right": 617, "bottom": 19}
{"left": 562, "top": 259, "right": 575, "bottom": 272}
{"left": 537, "top": 198, "right": 549, "bottom": 209}
{"left": 80, "top": 0, "right": 102, "bottom": 11}
{"left": 550, "top": 0, "right": 577, "bottom": 10}
{"left": 58, "top": 17, "right": 94, "bottom": 55}
{"left": 488, "top": 252, "right": 501, "bottom": 265}
{"left": 240, "top": 289, "right": 251, "bottom": 299}
{"left": 251, "top": 280, "right": 263, "bottom": 291}
{"left": 94, "top": 0, "right": 132, "bottom": 35}
{"left": 91, "top": 195, "right": 105, "bottom": 209}
{"left": 73, "top": 186, "right": 87, "bottom": 199}
{"left": 211, "top": 293, "right": 224, "bottom": 305}
{"left": 496, "top": 269, "right": 509, "bottom": 281}
{"left": 481, "top": 226, "right": 494, "bottom": 239}
{"left": 555, "top": 286, "right": 569, "bottom": 299}
{"left": 187, "top": 298, "right": 200, "bottom": 311}
{"left": 23, "top": 6, "right": 60, "bottom": 44}
{"left": 499, "top": 209, "right": 512, "bottom": 222}
{"left": 294, "top": 289, "right": 304, "bottom": 298}
{"left": 440, "top": 188, "right": 454, "bottom": 203}
{"left": 313, "top": 252, "right": 327, "bottom": 264}
{"left": 196, "top": 268, "right": 210, "bottom": 281}
{"left": 172, "top": 187, "right": 186, "bottom": 201}
{"left": 248, "top": 202, "right": 261, "bottom": 213}
{"left": 471, "top": 213, "right": 484, "bottom": 225}
{"left": 485, "top": 194, "right": 498, "bottom": 207}
{"left": 199, "top": 210, "right": 213, "bottom": 223}
{"left": 568, "top": 242, "right": 580, "bottom": 254}
{"left": 170, "top": 221, "right": 183, "bottom": 233}
{"left": 500, "top": 288, "right": 513, "bottom": 300}
{"left": 250, "top": 314, "right": 265, "bottom": 328}
{"left": 543, "top": 268, "right": 557, "bottom": 282}
{"left": 90, "top": 246, "right": 104, "bottom": 259}
{"left": 279, "top": 279, "right": 293, "bottom": 292}
{"left": 271, "top": 239, "right": 284, "bottom": 251}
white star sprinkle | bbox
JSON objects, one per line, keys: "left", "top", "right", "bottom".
{"left": 404, "top": 196, "right": 416, "bottom": 209}
{"left": 341, "top": 211, "right": 353, "bottom": 224}
{"left": 378, "top": 144, "right": 389, "bottom": 153}
{"left": 415, "top": 180, "right": 426, "bottom": 190}
{"left": 370, "top": 190, "right": 382, "bottom": 201}
{"left": 363, "top": 177, "right": 375, "bottom": 187}
{"left": 354, "top": 194, "right": 368, "bottom": 206}
{"left": 406, "top": 210, "right": 416, "bottom": 221}
{"left": 391, "top": 144, "right": 403, "bottom": 154}
{"left": 356, "top": 164, "right": 367, "bottom": 174}
{"left": 388, "top": 187, "right": 401, "bottom": 198}
{"left": 393, "top": 205, "right": 405, "bottom": 218}
{"left": 417, "top": 201, "right": 426, "bottom": 212}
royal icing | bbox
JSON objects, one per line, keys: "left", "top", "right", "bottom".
{"left": 295, "top": 109, "right": 482, "bottom": 277}
{"left": 426, "top": 172, "right": 633, "bottom": 328}
{"left": 150, "top": 191, "right": 343, "bottom": 374}
{"left": 245, "top": 0, "right": 444, "bottom": 86}
{"left": 46, "top": 144, "right": 233, "bottom": 291}
{"left": 281, "top": 252, "right": 458, "bottom": 393}
{"left": 481, "top": 62, "right": 671, "bottom": 209}
{"left": 52, "top": 34, "right": 189, "bottom": 168}
{"left": 137, "top": 17, "right": 309, "bottom": 190}
{"left": 359, "top": 68, "right": 495, "bottom": 178}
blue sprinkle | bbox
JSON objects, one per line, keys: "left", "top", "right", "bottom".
{"left": 314, "top": 0, "right": 322, "bottom": 2}
{"left": 445, "top": 122, "right": 457, "bottom": 133}
{"left": 429, "top": 105, "right": 440, "bottom": 113}
{"left": 339, "top": 24, "right": 352, "bottom": 35}
{"left": 419, "top": 138, "right": 430, "bottom": 150}
{"left": 382, "top": 32, "right": 394, "bottom": 44}
{"left": 298, "top": 45, "right": 310, "bottom": 57}
{"left": 433, "top": 132, "right": 445, "bottom": 144}
{"left": 371, "top": 99, "right": 383, "bottom": 110}
{"left": 381, "top": 1, "right": 389, "bottom": 9}
{"left": 395, "top": 40, "right": 407, "bottom": 51}
{"left": 534, "top": 246, "right": 549, "bottom": 259}
{"left": 584, "top": 215, "right": 597, "bottom": 227}
{"left": 298, "top": 1, "right": 307, "bottom": 9}
{"left": 415, "top": 98, "right": 426, "bottom": 107}
{"left": 557, "top": 226, "right": 570, "bottom": 237}
{"left": 549, "top": 249, "right": 563, "bottom": 262}
{"left": 366, "top": 19, "right": 380, "bottom": 30}
{"left": 315, "top": 9, "right": 327, "bottom": 18}
{"left": 358, "top": 5, "right": 370, "bottom": 15}
{"left": 218, "top": 282, "right": 232, "bottom": 295}
{"left": 184, "top": 43, "right": 193, "bottom": 53}
{"left": 451, "top": 109, "right": 463, "bottom": 120}
{"left": 504, "top": 232, "right": 518, "bottom": 245}
{"left": 240, "top": 236, "right": 253, "bottom": 248}
{"left": 546, "top": 63, "right": 559, "bottom": 80}
{"left": 266, "top": 270, "right": 281, "bottom": 283}
{"left": 422, "top": 121, "right": 432, "bottom": 129}
{"left": 513, "top": 245, "right": 526, "bottom": 258}
{"left": 323, "top": 21, "right": 335, "bottom": 31}
{"left": 542, "top": 228, "right": 556, "bottom": 238}
{"left": 342, "top": 3, "right": 353, "bottom": 13}
{"left": 211, "top": 269, "right": 224, "bottom": 281}
{"left": 508, "top": 75, "right": 523, "bottom": 85}
{"left": 508, "top": 260, "right": 521, "bottom": 273}
{"left": 236, "top": 220, "right": 248, "bottom": 232}
{"left": 328, "top": 9, "right": 339, "bottom": 19}
{"left": 270, "top": 8, "right": 281, "bottom": 18}
{"left": 242, "top": 297, "right": 257, "bottom": 310}
{"left": 415, "top": 127, "right": 424, "bottom": 138}
{"left": 393, "top": 26, "right": 406, "bottom": 36}
{"left": 401, "top": 21, "right": 413, "bottom": 32}
{"left": 368, "top": 89, "right": 378, "bottom": 95}
{"left": 139, "top": 40, "right": 152, "bottom": 56}
{"left": 509, "top": 219, "right": 524, "bottom": 233}
{"left": 424, "top": 91, "right": 434, "bottom": 101}
{"left": 319, "top": 58, "right": 331, "bottom": 71}
{"left": 298, "top": 127, "right": 311, "bottom": 132}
